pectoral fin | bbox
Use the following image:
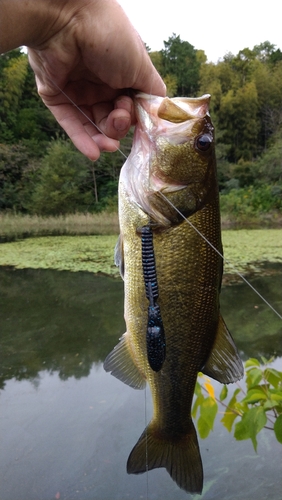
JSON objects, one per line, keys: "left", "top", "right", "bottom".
{"left": 114, "top": 234, "right": 124, "bottom": 279}
{"left": 202, "top": 315, "right": 244, "bottom": 384}
{"left": 103, "top": 333, "right": 146, "bottom": 389}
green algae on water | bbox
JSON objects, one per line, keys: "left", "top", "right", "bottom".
{"left": 0, "top": 230, "right": 281, "bottom": 278}
{"left": 0, "top": 235, "right": 120, "bottom": 277}
{"left": 222, "top": 229, "right": 282, "bottom": 277}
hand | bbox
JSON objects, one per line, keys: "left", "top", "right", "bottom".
{"left": 26, "top": 0, "right": 165, "bottom": 160}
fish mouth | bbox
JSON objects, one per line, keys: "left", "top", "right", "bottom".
{"left": 136, "top": 93, "right": 211, "bottom": 123}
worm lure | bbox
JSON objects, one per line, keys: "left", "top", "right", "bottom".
{"left": 141, "top": 225, "right": 166, "bottom": 372}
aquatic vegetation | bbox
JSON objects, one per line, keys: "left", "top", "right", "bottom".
{"left": 0, "top": 230, "right": 281, "bottom": 281}
{"left": 0, "top": 235, "right": 120, "bottom": 276}
{"left": 193, "top": 358, "right": 282, "bottom": 449}
{"left": 222, "top": 229, "right": 282, "bottom": 279}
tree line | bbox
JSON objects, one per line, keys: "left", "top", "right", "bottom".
{"left": 1, "top": 37, "right": 282, "bottom": 215}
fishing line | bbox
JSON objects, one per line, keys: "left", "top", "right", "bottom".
{"left": 48, "top": 78, "right": 128, "bottom": 160}
{"left": 51, "top": 80, "right": 282, "bottom": 500}
{"left": 50, "top": 79, "right": 282, "bottom": 321}
{"left": 143, "top": 75, "right": 157, "bottom": 500}
{"left": 144, "top": 381, "right": 149, "bottom": 497}
{"left": 159, "top": 191, "right": 282, "bottom": 321}
{"left": 49, "top": 77, "right": 152, "bottom": 499}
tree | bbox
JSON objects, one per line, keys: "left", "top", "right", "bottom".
{"left": 218, "top": 82, "right": 259, "bottom": 161}
{"left": 0, "top": 142, "right": 39, "bottom": 212}
{"left": 253, "top": 41, "right": 277, "bottom": 62}
{"left": 149, "top": 51, "right": 163, "bottom": 75}
{"left": 0, "top": 50, "right": 60, "bottom": 148}
{"left": 161, "top": 34, "right": 200, "bottom": 96}
{"left": 0, "top": 53, "right": 28, "bottom": 142}
{"left": 258, "top": 128, "right": 282, "bottom": 183}
{"left": 31, "top": 139, "right": 95, "bottom": 215}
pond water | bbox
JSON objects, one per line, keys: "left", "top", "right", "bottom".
{"left": 0, "top": 267, "right": 281, "bottom": 500}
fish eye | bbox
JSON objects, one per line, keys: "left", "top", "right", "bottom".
{"left": 195, "top": 134, "right": 212, "bottom": 152}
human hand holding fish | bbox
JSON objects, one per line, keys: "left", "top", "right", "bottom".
{"left": 0, "top": 0, "right": 165, "bottom": 160}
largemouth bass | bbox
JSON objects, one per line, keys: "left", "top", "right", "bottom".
{"left": 104, "top": 93, "right": 244, "bottom": 494}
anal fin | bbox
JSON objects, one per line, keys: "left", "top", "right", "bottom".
{"left": 202, "top": 314, "right": 244, "bottom": 384}
{"left": 103, "top": 333, "right": 146, "bottom": 389}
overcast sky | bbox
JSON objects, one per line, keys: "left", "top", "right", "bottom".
{"left": 118, "top": 0, "right": 282, "bottom": 62}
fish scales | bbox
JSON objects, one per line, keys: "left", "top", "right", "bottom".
{"left": 104, "top": 93, "right": 244, "bottom": 494}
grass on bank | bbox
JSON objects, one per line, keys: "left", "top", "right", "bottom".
{"left": 0, "top": 212, "right": 119, "bottom": 241}
{"left": 1, "top": 209, "right": 282, "bottom": 243}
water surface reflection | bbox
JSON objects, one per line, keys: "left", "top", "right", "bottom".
{"left": 0, "top": 268, "right": 281, "bottom": 499}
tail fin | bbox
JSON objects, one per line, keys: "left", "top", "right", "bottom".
{"left": 127, "top": 419, "right": 203, "bottom": 495}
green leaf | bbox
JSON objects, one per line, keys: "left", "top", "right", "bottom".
{"left": 201, "top": 397, "right": 218, "bottom": 428}
{"left": 227, "top": 388, "right": 241, "bottom": 410}
{"left": 245, "top": 358, "right": 261, "bottom": 368}
{"left": 260, "top": 356, "right": 274, "bottom": 365}
{"left": 221, "top": 409, "right": 239, "bottom": 432}
{"left": 197, "top": 416, "right": 211, "bottom": 439}
{"left": 192, "top": 393, "right": 204, "bottom": 419}
{"left": 234, "top": 406, "right": 267, "bottom": 451}
{"left": 268, "top": 391, "right": 282, "bottom": 403}
{"left": 194, "top": 380, "right": 203, "bottom": 397}
{"left": 246, "top": 367, "right": 263, "bottom": 389}
{"left": 263, "top": 400, "right": 279, "bottom": 411}
{"left": 219, "top": 385, "right": 228, "bottom": 401}
{"left": 220, "top": 388, "right": 242, "bottom": 432}
{"left": 197, "top": 396, "right": 218, "bottom": 439}
{"left": 274, "top": 415, "right": 282, "bottom": 444}
{"left": 264, "top": 368, "right": 282, "bottom": 389}
{"left": 242, "top": 387, "right": 268, "bottom": 404}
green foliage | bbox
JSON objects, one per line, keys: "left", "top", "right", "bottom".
{"left": 193, "top": 378, "right": 218, "bottom": 438}
{"left": 0, "top": 50, "right": 59, "bottom": 145}
{"left": 0, "top": 52, "right": 28, "bottom": 142}
{"left": 161, "top": 34, "right": 200, "bottom": 96}
{"left": 31, "top": 139, "right": 97, "bottom": 215}
{"left": 163, "top": 73, "right": 178, "bottom": 97}
{"left": 194, "top": 358, "right": 282, "bottom": 450}
{"left": 218, "top": 82, "right": 260, "bottom": 161}
{"left": 0, "top": 142, "right": 40, "bottom": 211}
{"left": 148, "top": 51, "right": 163, "bottom": 74}
{"left": 258, "top": 128, "right": 282, "bottom": 183}
{"left": 1, "top": 41, "right": 282, "bottom": 217}
{"left": 220, "top": 184, "right": 282, "bottom": 217}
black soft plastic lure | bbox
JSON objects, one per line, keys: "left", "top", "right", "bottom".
{"left": 141, "top": 225, "right": 166, "bottom": 372}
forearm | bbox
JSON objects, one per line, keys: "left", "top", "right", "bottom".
{"left": 0, "top": 0, "right": 73, "bottom": 53}
{"left": 0, "top": 0, "right": 165, "bottom": 160}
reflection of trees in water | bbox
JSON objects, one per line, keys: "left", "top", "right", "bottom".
{"left": 220, "top": 268, "right": 282, "bottom": 360}
{"left": 1, "top": 267, "right": 281, "bottom": 389}
{"left": 0, "top": 268, "right": 125, "bottom": 389}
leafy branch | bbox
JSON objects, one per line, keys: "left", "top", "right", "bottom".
{"left": 192, "top": 357, "right": 282, "bottom": 450}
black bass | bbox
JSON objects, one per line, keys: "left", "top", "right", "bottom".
{"left": 104, "top": 93, "right": 243, "bottom": 494}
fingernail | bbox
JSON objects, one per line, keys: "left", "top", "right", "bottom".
{"left": 113, "top": 117, "right": 130, "bottom": 132}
